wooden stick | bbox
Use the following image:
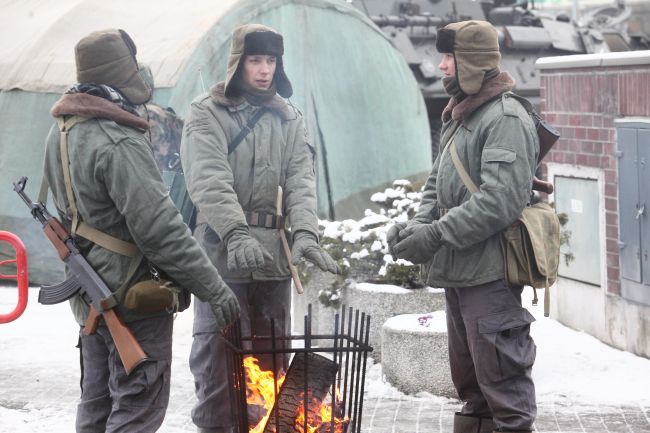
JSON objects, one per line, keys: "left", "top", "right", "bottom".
{"left": 276, "top": 186, "right": 304, "bottom": 294}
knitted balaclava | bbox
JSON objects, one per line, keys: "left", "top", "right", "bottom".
{"left": 224, "top": 23, "right": 293, "bottom": 98}
{"left": 75, "top": 29, "right": 152, "bottom": 105}
{"left": 435, "top": 20, "right": 501, "bottom": 95}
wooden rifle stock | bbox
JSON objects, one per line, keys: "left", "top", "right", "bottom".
{"left": 85, "top": 306, "right": 148, "bottom": 375}
{"left": 276, "top": 186, "right": 304, "bottom": 294}
{"left": 507, "top": 94, "right": 561, "bottom": 194}
{"left": 533, "top": 177, "right": 554, "bottom": 194}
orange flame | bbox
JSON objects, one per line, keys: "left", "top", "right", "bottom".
{"left": 243, "top": 356, "right": 286, "bottom": 433}
{"left": 294, "top": 394, "right": 349, "bottom": 433}
{"left": 243, "top": 356, "right": 349, "bottom": 433}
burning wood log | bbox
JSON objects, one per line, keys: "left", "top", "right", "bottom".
{"left": 263, "top": 352, "right": 338, "bottom": 433}
{"left": 314, "top": 419, "right": 350, "bottom": 433}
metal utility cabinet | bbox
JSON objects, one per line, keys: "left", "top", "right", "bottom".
{"left": 616, "top": 119, "right": 650, "bottom": 306}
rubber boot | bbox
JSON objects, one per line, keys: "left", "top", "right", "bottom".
{"left": 492, "top": 431, "right": 532, "bottom": 433}
{"left": 453, "top": 412, "right": 496, "bottom": 433}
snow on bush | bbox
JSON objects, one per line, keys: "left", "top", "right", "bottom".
{"left": 308, "top": 180, "right": 426, "bottom": 308}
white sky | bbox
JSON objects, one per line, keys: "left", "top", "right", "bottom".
{"left": 1, "top": 286, "right": 649, "bottom": 432}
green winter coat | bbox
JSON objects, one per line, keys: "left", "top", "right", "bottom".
{"left": 180, "top": 83, "right": 318, "bottom": 283}
{"left": 43, "top": 93, "right": 234, "bottom": 325}
{"left": 415, "top": 74, "right": 539, "bottom": 288}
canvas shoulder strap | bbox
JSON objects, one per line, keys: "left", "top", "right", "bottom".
{"left": 449, "top": 139, "right": 479, "bottom": 194}
{"left": 228, "top": 107, "right": 269, "bottom": 154}
{"left": 437, "top": 122, "right": 463, "bottom": 175}
{"left": 56, "top": 116, "right": 139, "bottom": 258}
{"left": 505, "top": 92, "right": 534, "bottom": 113}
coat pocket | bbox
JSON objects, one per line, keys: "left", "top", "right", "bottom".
{"left": 477, "top": 307, "right": 536, "bottom": 382}
{"left": 481, "top": 148, "right": 516, "bottom": 189}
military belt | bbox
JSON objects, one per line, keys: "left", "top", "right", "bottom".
{"left": 195, "top": 211, "right": 285, "bottom": 229}
{"left": 245, "top": 211, "right": 285, "bottom": 229}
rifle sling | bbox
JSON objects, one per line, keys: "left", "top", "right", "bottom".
{"left": 195, "top": 106, "right": 271, "bottom": 226}
{"left": 227, "top": 107, "right": 269, "bottom": 154}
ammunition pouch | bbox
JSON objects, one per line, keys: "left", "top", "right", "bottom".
{"left": 124, "top": 279, "right": 181, "bottom": 313}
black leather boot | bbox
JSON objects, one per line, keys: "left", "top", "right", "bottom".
{"left": 453, "top": 412, "right": 496, "bottom": 433}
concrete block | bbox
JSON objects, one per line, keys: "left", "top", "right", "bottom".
{"left": 381, "top": 312, "right": 456, "bottom": 398}
{"left": 292, "top": 271, "right": 446, "bottom": 360}
{"left": 343, "top": 282, "right": 446, "bottom": 360}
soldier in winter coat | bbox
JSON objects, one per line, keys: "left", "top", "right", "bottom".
{"left": 388, "top": 21, "right": 540, "bottom": 433}
{"left": 180, "top": 24, "right": 340, "bottom": 433}
{"left": 42, "top": 29, "right": 239, "bottom": 432}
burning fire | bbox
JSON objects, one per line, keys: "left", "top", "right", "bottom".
{"left": 243, "top": 356, "right": 286, "bottom": 433}
{"left": 244, "top": 356, "right": 349, "bottom": 433}
{"left": 294, "top": 392, "right": 349, "bottom": 433}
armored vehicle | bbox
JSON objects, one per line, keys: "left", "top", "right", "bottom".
{"left": 351, "top": 0, "right": 649, "bottom": 151}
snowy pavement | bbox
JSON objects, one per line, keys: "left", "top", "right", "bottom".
{"left": 1, "top": 286, "right": 650, "bottom": 432}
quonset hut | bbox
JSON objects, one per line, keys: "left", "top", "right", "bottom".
{"left": 0, "top": 0, "right": 431, "bottom": 283}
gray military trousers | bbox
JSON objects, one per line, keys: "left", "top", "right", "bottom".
{"left": 76, "top": 313, "right": 173, "bottom": 433}
{"left": 445, "top": 279, "right": 537, "bottom": 431}
{"left": 189, "top": 280, "right": 291, "bottom": 432}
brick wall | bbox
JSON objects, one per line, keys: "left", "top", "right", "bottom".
{"left": 539, "top": 65, "right": 650, "bottom": 296}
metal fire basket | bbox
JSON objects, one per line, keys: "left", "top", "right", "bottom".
{"left": 223, "top": 304, "right": 373, "bottom": 433}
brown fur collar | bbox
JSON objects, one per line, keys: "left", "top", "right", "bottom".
{"left": 210, "top": 82, "right": 296, "bottom": 121}
{"left": 51, "top": 93, "right": 149, "bottom": 131}
{"left": 442, "top": 72, "right": 516, "bottom": 123}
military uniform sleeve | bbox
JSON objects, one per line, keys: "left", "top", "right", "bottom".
{"left": 436, "top": 113, "right": 538, "bottom": 249}
{"left": 413, "top": 160, "right": 440, "bottom": 223}
{"left": 180, "top": 102, "right": 246, "bottom": 239}
{"left": 283, "top": 115, "right": 319, "bottom": 238}
{"left": 99, "top": 132, "right": 229, "bottom": 303}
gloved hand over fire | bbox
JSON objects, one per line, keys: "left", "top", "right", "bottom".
{"left": 291, "top": 230, "right": 340, "bottom": 274}
{"left": 225, "top": 226, "right": 273, "bottom": 272}
{"left": 207, "top": 281, "right": 240, "bottom": 331}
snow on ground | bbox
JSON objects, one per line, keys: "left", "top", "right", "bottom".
{"left": 1, "top": 285, "right": 650, "bottom": 431}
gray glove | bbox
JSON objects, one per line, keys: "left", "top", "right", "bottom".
{"left": 207, "top": 283, "right": 240, "bottom": 331}
{"left": 387, "top": 220, "right": 426, "bottom": 260}
{"left": 291, "top": 231, "right": 341, "bottom": 274}
{"left": 393, "top": 222, "right": 443, "bottom": 264}
{"left": 386, "top": 222, "right": 408, "bottom": 260}
{"left": 225, "top": 226, "right": 273, "bottom": 272}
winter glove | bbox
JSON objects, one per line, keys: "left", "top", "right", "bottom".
{"left": 393, "top": 222, "right": 443, "bottom": 264}
{"left": 206, "top": 282, "right": 240, "bottom": 331}
{"left": 291, "top": 230, "right": 341, "bottom": 274}
{"left": 386, "top": 222, "right": 407, "bottom": 260}
{"left": 225, "top": 226, "right": 273, "bottom": 273}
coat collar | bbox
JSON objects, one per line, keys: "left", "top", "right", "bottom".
{"left": 210, "top": 82, "right": 296, "bottom": 121}
{"left": 51, "top": 93, "right": 149, "bottom": 131}
{"left": 442, "top": 72, "right": 516, "bottom": 123}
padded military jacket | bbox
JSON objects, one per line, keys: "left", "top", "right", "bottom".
{"left": 416, "top": 79, "right": 539, "bottom": 288}
{"left": 180, "top": 83, "right": 319, "bottom": 283}
{"left": 43, "top": 93, "right": 232, "bottom": 325}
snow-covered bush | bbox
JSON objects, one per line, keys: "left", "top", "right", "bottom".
{"left": 305, "top": 180, "right": 426, "bottom": 308}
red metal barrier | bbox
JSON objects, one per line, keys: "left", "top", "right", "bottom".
{"left": 0, "top": 231, "right": 28, "bottom": 323}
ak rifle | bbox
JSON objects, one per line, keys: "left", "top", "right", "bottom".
{"left": 13, "top": 176, "right": 147, "bottom": 374}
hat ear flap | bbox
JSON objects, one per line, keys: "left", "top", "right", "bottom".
{"left": 455, "top": 51, "right": 501, "bottom": 95}
{"left": 118, "top": 29, "right": 137, "bottom": 56}
{"left": 274, "top": 57, "right": 293, "bottom": 98}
